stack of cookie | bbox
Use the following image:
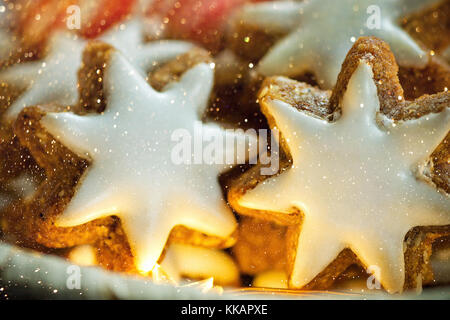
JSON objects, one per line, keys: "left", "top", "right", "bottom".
{"left": 0, "top": 0, "right": 449, "bottom": 295}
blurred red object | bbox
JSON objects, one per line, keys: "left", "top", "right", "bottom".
{"left": 14, "top": 0, "right": 264, "bottom": 52}
{"left": 16, "top": 0, "right": 136, "bottom": 49}
{"left": 148, "top": 0, "right": 264, "bottom": 51}
{"left": 80, "top": 0, "right": 136, "bottom": 38}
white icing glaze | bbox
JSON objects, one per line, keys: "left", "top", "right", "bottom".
{"left": 41, "top": 52, "right": 254, "bottom": 273}
{"left": 238, "top": 0, "right": 438, "bottom": 88}
{"left": 237, "top": 62, "right": 450, "bottom": 293}
{"left": 161, "top": 244, "right": 239, "bottom": 285}
{"left": 0, "top": 19, "right": 192, "bottom": 121}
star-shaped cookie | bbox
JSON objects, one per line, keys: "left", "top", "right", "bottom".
{"left": 0, "top": 19, "right": 193, "bottom": 199}
{"left": 0, "top": 19, "right": 192, "bottom": 122}
{"left": 14, "top": 43, "right": 255, "bottom": 273}
{"left": 232, "top": 0, "right": 441, "bottom": 88}
{"left": 228, "top": 37, "right": 450, "bottom": 293}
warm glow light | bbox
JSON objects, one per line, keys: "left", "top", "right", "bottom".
{"left": 253, "top": 270, "right": 288, "bottom": 289}
{"left": 137, "top": 260, "right": 157, "bottom": 275}
{"left": 68, "top": 245, "right": 97, "bottom": 266}
{"left": 150, "top": 264, "right": 177, "bottom": 285}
